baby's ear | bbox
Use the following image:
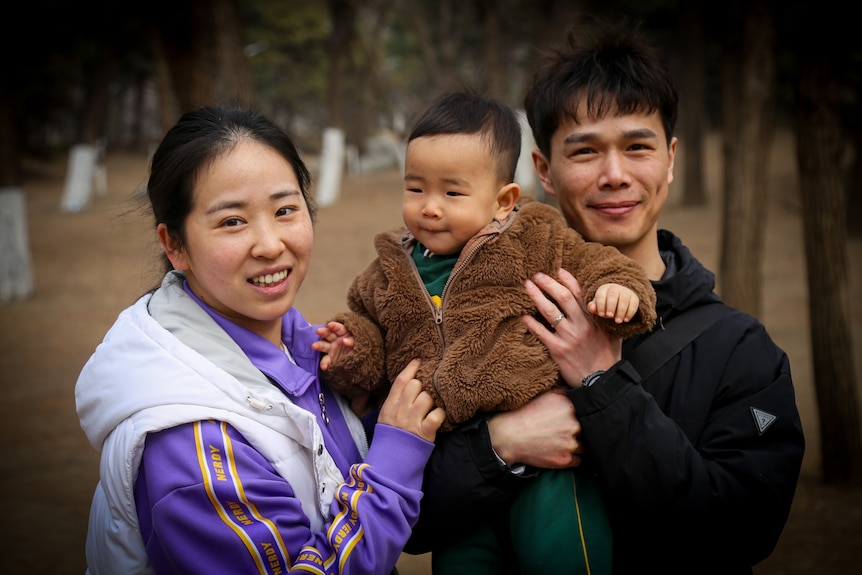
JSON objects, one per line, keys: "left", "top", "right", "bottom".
{"left": 495, "top": 182, "right": 521, "bottom": 220}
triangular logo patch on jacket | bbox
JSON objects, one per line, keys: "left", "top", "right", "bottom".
{"left": 750, "top": 407, "right": 777, "bottom": 435}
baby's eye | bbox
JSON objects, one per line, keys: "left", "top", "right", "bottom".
{"left": 446, "top": 190, "right": 463, "bottom": 197}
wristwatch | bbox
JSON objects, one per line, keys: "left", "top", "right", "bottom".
{"left": 581, "top": 370, "right": 607, "bottom": 388}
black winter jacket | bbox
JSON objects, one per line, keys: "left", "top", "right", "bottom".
{"left": 408, "top": 230, "right": 805, "bottom": 575}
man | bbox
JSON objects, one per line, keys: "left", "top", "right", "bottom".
{"left": 409, "top": 21, "right": 805, "bottom": 575}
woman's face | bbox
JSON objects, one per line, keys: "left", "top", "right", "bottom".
{"left": 158, "top": 139, "right": 314, "bottom": 346}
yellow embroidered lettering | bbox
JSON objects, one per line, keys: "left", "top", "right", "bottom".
{"left": 209, "top": 446, "right": 227, "bottom": 481}
{"left": 264, "top": 543, "right": 282, "bottom": 573}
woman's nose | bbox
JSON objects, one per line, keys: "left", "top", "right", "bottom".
{"left": 250, "top": 222, "right": 286, "bottom": 258}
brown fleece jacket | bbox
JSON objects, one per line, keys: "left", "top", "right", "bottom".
{"left": 323, "top": 198, "right": 656, "bottom": 429}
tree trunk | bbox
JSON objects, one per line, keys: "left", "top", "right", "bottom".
{"left": 151, "top": 23, "right": 179, "bottom": 134}
{"left": 796, "top": 10, "right": 862, "bottom": 486}
{"left": 0, "top": 85, "right": 34, "bottom": 302}
{"left": 406, "top": 0, "right": 443, "bottom": 88}
{"left": 678, "top": 2, "right": 707, "bottom": 206}
{"left": 79, "top": 54, "right": 117, "bottom": 145}
{"left": 156, "top": 0, "right": 252, "bottom": 115}
{"left": 0, "top": 85, "right": 18, "bottom": 188}
{"left": 477, "top": 0, "right": 503, "bottom": 99}
{"left": 847, "top": 125, "right": 862, "bottom": 238}
{"left": 326, "top": 0, "right": 357, "bottom": 130}
{"left": 718, "top": 1, "right": 775, "bottom": 318}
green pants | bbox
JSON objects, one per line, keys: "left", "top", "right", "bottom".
{"left": 432, "top": 468, "right": 612, "bottom": 575}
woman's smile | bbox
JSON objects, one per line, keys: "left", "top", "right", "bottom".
{"left": 249, "top": 268, "right": 290, "bottom": 287}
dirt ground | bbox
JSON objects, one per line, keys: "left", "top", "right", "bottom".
{"left": 1, "top": 130, "right": 860, "bottom": 574}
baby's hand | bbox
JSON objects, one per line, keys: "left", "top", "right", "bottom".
{"left": 588, "top": 283, "right": 640, "bottom": 324}
{"left": 312, "top": 321, "right": 355, "bottom": 370}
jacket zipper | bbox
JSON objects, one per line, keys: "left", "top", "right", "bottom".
{"left": 419, "top": 235, "right": 494, "bottom": 402}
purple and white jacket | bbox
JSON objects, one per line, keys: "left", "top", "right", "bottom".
{"left": 76, "top": 271, "right": 433, "bottom": 574}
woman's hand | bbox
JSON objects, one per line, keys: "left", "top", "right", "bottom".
{"left": 488, "top": 388, "right": 584, "bottom": 469}
{"left": 521, "top": 268, "right": 622, "bottom": 386}
{"left": 378, "top": 359, "right": 446, "bottom": 443}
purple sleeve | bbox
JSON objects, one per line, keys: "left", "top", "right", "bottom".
{"left": 135, "top": 420, "right": 434, "bottom": 575}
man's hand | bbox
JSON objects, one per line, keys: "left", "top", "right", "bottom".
{"left": 488, "top": 388, "right": 583, "bottom": 469}
{"left": 522, "top": 268, "right": 622, "bottom": 386}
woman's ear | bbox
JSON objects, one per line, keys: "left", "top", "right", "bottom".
{"left": 494, "top": 182, "right": 521, "bottom": 221}
{"left": 157, "top": 224, "right": 189, "bottom": 270}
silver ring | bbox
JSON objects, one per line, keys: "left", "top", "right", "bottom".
{"left": 551, "top": 313, "right": 565, "bottom": 328}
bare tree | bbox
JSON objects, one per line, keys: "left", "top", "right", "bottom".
{"left": 476, "top": 0, "right": 504, "bottom": 98}
{"left": 0, "top": 82, "right": 34, "bottom": 301}
{"left": 795, "top": 7, "right": 862, "bottom": 485}
{"left": 677, "top": 3, "right": 707, "bottom": 206}
{"left": 156, "top": 0, "right": 253, "bottom": 116}
{"left": 848, "top": 121, "right": 862, "bottom": 238}
{"left": 327, "top": 0, "right": 358, "bottom": 130}
{"left": 718, "top": 0, "right": 775, "bottom": 317}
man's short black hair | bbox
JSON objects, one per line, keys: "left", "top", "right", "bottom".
{"left": 524, "top": 20, "right": 678, "bottom": 159}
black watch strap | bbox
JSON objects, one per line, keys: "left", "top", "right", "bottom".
{"left": 582, "top": 369, "right": 607, "bottom": 388}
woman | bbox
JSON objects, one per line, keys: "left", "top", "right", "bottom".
{"left": 75, "top": 106, "right": 445, "bottom": 575}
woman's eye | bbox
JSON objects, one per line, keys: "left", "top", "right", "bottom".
{"left": 223, "top": 217, "right": 242, "bottom": 227}
{"left": 276, "top": 206, "right": 297, "bottom": 217}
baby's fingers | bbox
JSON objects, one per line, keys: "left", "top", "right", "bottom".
{"left": 592, "top": 286, "right": 616, "bottom": 319}
{"left": 311, "top": 340, "right": 332, "bottom": 353}
{"left": 619, "top": 294, "right": 640, "bottom": 323}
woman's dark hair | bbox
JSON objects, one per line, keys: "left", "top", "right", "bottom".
{"left": 147, "top": 106, "right": 315, "bottom": 273}
{"left": 524, "top": 20, "right": 678, "bottom": 159}
{"left": 408, "top": 91, "right": 522, "bottom": 183}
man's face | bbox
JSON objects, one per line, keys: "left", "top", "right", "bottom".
{"left": 533, "top": 105, "right": 676, "bottom": 266}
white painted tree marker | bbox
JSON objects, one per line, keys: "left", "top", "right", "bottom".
{"left": 61, "top": 143, "right": 99, "bottom": 213}
{"left": 0, "top": 187, "right": 35, "bottom": 301}
{"left": 316, "top": 127, "right": 345, "bottom": 207}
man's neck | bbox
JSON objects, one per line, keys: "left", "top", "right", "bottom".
{"left": 618, "top": 236, "right": 666, "bottom": 281}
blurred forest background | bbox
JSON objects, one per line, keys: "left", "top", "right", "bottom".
{"left": 1, "top": 0, "right": 860, "bottom": 552}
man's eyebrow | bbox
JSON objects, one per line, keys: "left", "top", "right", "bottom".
{"left": 622, "top": 128, "right": 658, "bottom": 140}
{"left": 563, "top": 127, "right": 658, "bottom": 145}
{"left": 563, "top": 132, "right": 599, "bottom": 145}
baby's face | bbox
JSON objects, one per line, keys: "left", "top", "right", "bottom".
{"left": 402, "top": 134, "right": 510, "bottom": 256}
